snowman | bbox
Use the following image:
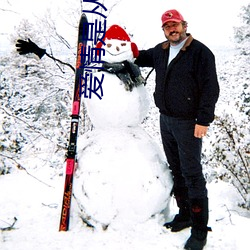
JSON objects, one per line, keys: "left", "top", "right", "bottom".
{"left": 73, "top": 25, "right": 173, "bottom": 230}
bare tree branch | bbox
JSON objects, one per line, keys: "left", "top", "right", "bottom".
{"left": 0, "top": 217, "right": 18, "bottom": 231}
{"left": 0, "top": 8, "right": 18, "bottom": 14}
{"left": 0, "top": 153, "right": 54, "bottom": 188}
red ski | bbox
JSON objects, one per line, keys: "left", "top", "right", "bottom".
{"left": 59, "top": 13, "right": 88, "bottom": 231}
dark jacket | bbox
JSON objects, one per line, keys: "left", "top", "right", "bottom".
{"left": 135, "top": 34, "right": 220, "bottom": 126}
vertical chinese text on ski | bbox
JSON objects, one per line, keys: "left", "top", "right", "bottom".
{"left": 80, "top": 0, "right": 107, "bottom": 100}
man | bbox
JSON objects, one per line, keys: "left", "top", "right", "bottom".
{"left": 135, "top": 9, "right": 219, "bottom": 250}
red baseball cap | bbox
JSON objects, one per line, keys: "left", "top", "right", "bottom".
{"left": 161, "top": 9, "right": 184, "bottom": 27}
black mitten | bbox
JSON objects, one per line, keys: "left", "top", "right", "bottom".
{"left": 116, "top": 72, "right": 134, "bottom": 91}
{"left": 16, "top": 38, "right": 46, "bottom": 59}
{"left": 102, "top": 61, "right": 145, "bottom": 91}
{"left": 102, "top": 62, "right": 125, "bottom": 73}
{"left": 122, "top": 61, "right": 146, "bottom": 86}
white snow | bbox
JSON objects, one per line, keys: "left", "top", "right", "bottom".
{"left": 85, "top": 73, "right": 150, "bottom": 128}
{"left": 1, "top": 47, "right": 250, "bottom": 250}
{"left": 74, "top": 127, "right": 172, "bottom": 229}
{"left": 1, "top": 172, "right": 249, "bottom": 250}
{"left": 74, "top": 31, "right": 173, "bottom": 230}
{"left": 1, "top": 1, "right": 250, "bottom": 250}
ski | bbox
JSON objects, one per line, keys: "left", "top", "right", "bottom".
{"left": 59, "top": 13, "right": 88, "bottom": 231}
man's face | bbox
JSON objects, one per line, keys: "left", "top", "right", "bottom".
{"left": 162, "top": 22, "right": 187, "bottom": 45}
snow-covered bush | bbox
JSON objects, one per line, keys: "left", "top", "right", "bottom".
{"left": 234, "top": 4, "right": 250, "bottom": 56}
{"left": 204, "top": 4, "right": 250, "bottom": 209}
{"left": 0, "top": 19, "right": 75, "bottom": 175}
{"left": 208, "top": 112, "right": 250, "bottom": 209}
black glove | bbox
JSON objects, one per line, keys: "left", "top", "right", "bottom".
{"left": 102, "top": 61, "right": 146, "bottom": 91}
{"left": 16, "top": 38, "right": 46, "bottom": 59}
{"left": 122, "top": 61, "right": 146, "bottom": 87}
{"left": 102, "top": 62, "right": 125, "bottom": 74}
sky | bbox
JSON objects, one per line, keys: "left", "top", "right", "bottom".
{"left": 0, "top": 0, "right": 249, "bottom": 53}
{"left": 110, "top": 0, "right": 249, "bottom": 46}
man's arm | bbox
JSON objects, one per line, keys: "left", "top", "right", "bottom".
{"left": 196, "top": 48, "right": 220, "bottom": 126}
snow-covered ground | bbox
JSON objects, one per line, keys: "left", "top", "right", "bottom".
{"left": 1, "top": 1, "right": 250, "bottom": 250}
{"left": 1, "top": 24, "right": 250, "bottom": 250}
{"left": 1, "top": 169, "right": 250, "bottom": 250}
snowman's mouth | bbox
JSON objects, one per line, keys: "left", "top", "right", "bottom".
{"left": 106, "top": 50, "right": 126, "bottom": 56}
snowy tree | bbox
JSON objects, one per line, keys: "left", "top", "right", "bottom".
{"left": 233, "top": 3, "right": 250, "bottom": 118}
{"left": 234, "top": 3, "right": 250, "bottom": 56}
{"left": 0, "top": 19, "right": 74, "bottom": 175}
{"left": 203, "top": 3, "right": 250, "bottom": 209}
{"left": 0, "top": 0, "right": 115, "bottom": 176}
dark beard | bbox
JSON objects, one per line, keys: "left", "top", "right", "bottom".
{"left": 166, "top": 31, "right": 187, "bottom": 45}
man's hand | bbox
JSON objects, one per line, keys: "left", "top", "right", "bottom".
{"left": 16, "top": 38, "right": 46, "bottom": 59}
{"left": 194, "top": 124, "right": 208, "bottom": 138}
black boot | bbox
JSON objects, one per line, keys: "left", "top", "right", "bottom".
{"left": 164, "top": 195, "right": 192, "bottom": 232}
{"left": 184, "top": 198, "right": 211, "bottom": 250}
{"left": 184, "top": 228, "right": 208, "bottom": 250}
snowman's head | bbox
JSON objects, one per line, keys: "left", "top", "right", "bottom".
{"left": 96, "top": 25, "right": 139, "bottom": 63}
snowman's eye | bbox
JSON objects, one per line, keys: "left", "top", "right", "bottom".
{"left": 107, "top": 44, "right": 112, "bottom": 48}
{"left": 121, "top": 43, "right": 126, "bottom": 46}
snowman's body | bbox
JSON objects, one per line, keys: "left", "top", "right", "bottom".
{"left": 85, "top": 71, "right": 149, "bottom": 128}
{"left": 73, "top": 25, "right": 173, "bottom": 229}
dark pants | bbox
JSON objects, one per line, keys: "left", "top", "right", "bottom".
{"left": 160, "top": 114, "right": 207, "bottom": 200}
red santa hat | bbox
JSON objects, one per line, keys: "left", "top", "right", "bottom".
{"left": 96, "top": 25, "right": 139, "bottom": 58}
